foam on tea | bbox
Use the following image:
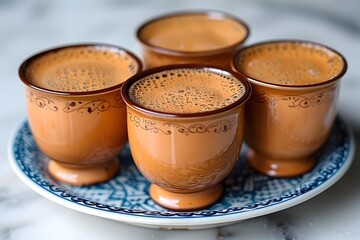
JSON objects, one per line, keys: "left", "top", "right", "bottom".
{"left": 25, "top": 46, "right": 139, "bottom": 92}
{"left": 139, "top": 14, "right": 248, "bottom": 52}
{"left": 236, "top": 42, "right": 345, "bottom": 85}
{"left": 129, "top": 68, "right": 246, "bottom": 114}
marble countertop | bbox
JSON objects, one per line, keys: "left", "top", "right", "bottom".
{"left": 1, "top": 0, "right": 359, "bottom": 239}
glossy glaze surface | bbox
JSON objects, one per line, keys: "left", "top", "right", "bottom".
{"left": 19, "top": 44, "right": 142, "bottom": 185}
{"left": 122, "top": 66, "right": 250, "bottom": 210}
{"left": 233, "top": 41, "right": 347, "bottom": 177}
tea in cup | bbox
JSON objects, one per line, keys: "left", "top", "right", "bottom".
{"left": 137, "top": 11, "right": 249, "bottom": 69}
{"left": 19, "top": 44, "right": 143, "bottom": 185}
{"left": 121, "top": 65, "right": 251, "bottom": 210}
{"left": 232, "top": 40, "right": 347, "bottom": 177}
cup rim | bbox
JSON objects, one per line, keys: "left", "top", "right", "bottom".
{"left": 136, "top": 10, "right": 250, "bottom": 57}
{"left": 121, "top": 64, "right": 252, "bottom": 118}
{"left": 231, "top": 39, "right": 348, "bottom": 90}
{"left": 18, "top": 43, "right": 143, "bottom": 96}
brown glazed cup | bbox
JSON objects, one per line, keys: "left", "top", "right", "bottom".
{"left": 232, "top": 40, "right": 347, "bottom": 177}
{"left": 19, "top": 43, "right": 142, "bottom": 186}
{"left": 136, "top": 11, "right": 249, "bottom": 69}
{"left": 121, "top": 65, "right": 251, "bottom": 210}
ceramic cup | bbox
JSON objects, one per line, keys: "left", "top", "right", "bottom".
{"left": 232, "top": 40, "right": 347, "bottom": 177}
{"left": 19, "top": 43, "right": 142, "bottom": 186}
{"left": 121, "top": 64, "right": 251, "bottom": 210}
{"left": 136, "top": 11, "right": 249, "bottom": 69}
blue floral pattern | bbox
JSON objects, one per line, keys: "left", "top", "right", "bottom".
{"left": 11, "top": 117, "right": 352, "bottom": 219}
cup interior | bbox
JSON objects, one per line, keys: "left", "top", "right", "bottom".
{"left": 19, "top": 44, "right": 143, "bottom": 95}
{"left": 121, "top": 64, "right": 252, "bottom": 117}
{"left": 233, "top": 40, "right": 347, "bottom": 88}
{"left": 137, "top": 11, "right": 249, "bottom": 55}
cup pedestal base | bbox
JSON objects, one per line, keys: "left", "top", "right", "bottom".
{"left": 48, "top": 159, "right": 120, "bottom": 186}
{"left": 149, "top": 183, "right": 223, "bottom": 211}
{"left": 247, "top": 148, "right": 316, "bottom": 177}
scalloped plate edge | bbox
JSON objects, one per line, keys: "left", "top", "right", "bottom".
{"left": 8, "top": 118, "right": 355, "bottom": 229}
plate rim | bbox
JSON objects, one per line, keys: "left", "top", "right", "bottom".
{"left": 8, "top": 117, "right": 355, "bottom": 229}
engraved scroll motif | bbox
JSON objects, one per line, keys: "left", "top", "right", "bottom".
{"left": 64, "top": 100, "right": 111, "bottom": 114}
{"left": 28, "top": 92, "right": 58, "bottom": 111}
{"left": 128, "top": 111, "right": 236, "bottom": 135}
{"left": 128, "top": 111, "right": 171, "bottom": 135}
{"left": 253, "top": 88, "right": 335, "bottom": 109}
{"left": 163, "top": 120, "right": 234, "bottom": 136}
{"left": 28, "top": 92, "right": 122, "bottom": 114}
{"left": 64, "top": 93, "right": 123, "bottom": 114}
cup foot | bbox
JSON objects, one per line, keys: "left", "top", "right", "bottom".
{"left": 247, "top": 148, "right": 316, "bottom": 177}
{"left": 149, "top": 184, "right": 223, "bottom": 211}
{"left": 48, "top": 159, "right": 120, "bottom": 186}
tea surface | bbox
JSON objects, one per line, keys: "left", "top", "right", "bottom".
{"left": 26, "top": 46, "right": 138, "bottom": 92}
{"left": 236, "top": 42, "right": 344, "bottom": 85}
{"left": 140, "top": 15, "right": 247, "bottom": 52}
{"left": 129, "top": 68, "right": 246, "bottom": 113}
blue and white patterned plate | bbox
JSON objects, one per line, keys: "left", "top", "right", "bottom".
{"left": 9, "top": 117, "right": 354, "bottom": 229}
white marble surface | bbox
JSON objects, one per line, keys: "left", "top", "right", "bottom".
{"left": 1, "top": 0, "right": 360, "bottom": 239}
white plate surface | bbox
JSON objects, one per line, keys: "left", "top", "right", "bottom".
{"left": 9, "top": 117, "right": 354, "bottom": 229}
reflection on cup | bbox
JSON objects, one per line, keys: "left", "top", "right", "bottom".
{"left": 19, "top": 43, "right": 143, "bottom": 186}
{"left": 137, "top": 11, "right": 249, "bottom": 69}
{"left": 232, "top": 40, "right": 347, "bottom": 177}
{"left": 121, "top": 64, "right": 251, "bottom": 210}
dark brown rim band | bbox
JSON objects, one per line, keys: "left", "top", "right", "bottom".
{"left": 121, "top": 64, "right": 252, "bottom": 118}
{"left": 19, "top": 43, "right": 143, "bottom": 96}
{"left": 136, "top": 10, "right": 250, "bottom": 57}
{"left": 232, "top": 39, "right": 348, "bottom": 90}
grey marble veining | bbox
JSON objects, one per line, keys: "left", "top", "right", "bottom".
{"left": 262, "top": 0, "right": 360, "bottom": 36}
